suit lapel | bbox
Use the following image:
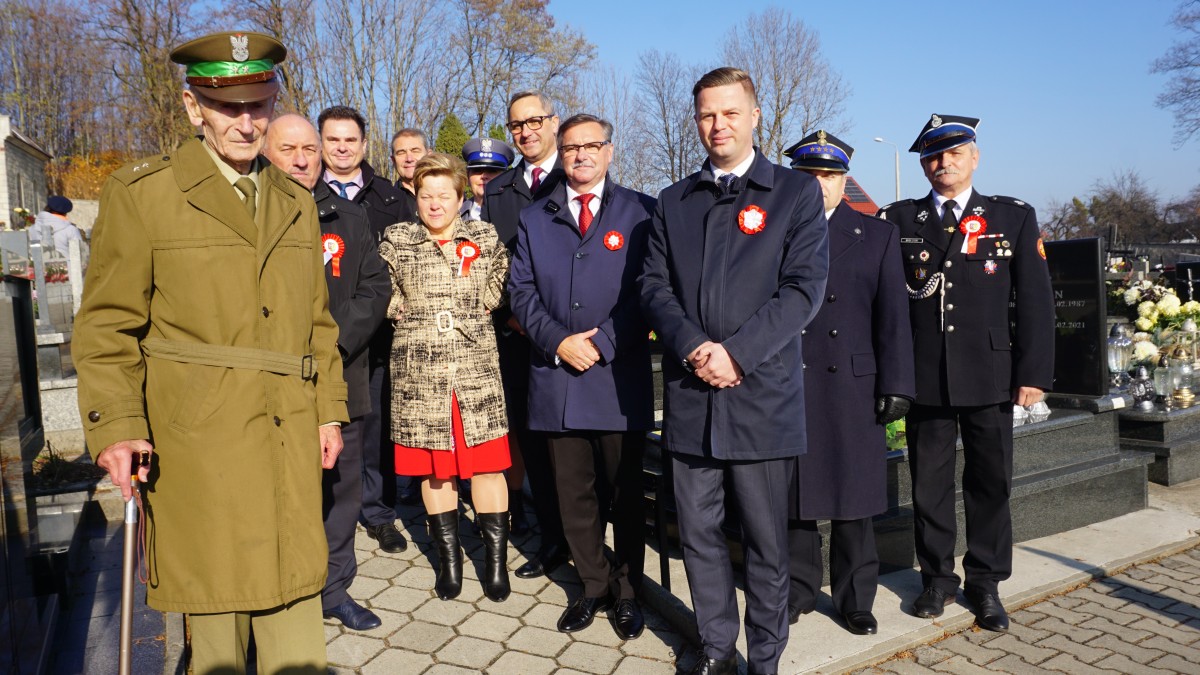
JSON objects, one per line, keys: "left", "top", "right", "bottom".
{"left": 914, "top": 194, "right": 948, "bottom": 252}
{"left": 828, "top": 203, "right": 864, "bottom": 264}
{"left": 175, "top": 139, "right": 258, "bottom": 246}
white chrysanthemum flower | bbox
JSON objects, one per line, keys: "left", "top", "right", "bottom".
{"left": 1133, "top": 341, "right": 1160, "bottom": 363}
{"left": 1138, "top": 301, "right": 1157, "bottom": 318}
{"left": 1133, "top": 331, "right": 1154, "bottom": 342}
{"left": 1184, "top": 301, "right": 1200, "bottom": 314}
{"left": 1135, "top": 317, "right": 1155, "bottom": 331}
{"left": 1124, "top": 289, "right": 1140, "bottom": 305}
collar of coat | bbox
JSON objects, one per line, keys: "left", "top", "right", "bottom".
{"left": 682, "top": 149, "right": 775, "bottom": 198}
{"left": 486, "top": 156, "right": 565, "bottom": 201}
{"left": 538, "top": 174, "right": 616, "bottom": 221}
{"left": 173, "top": 138, "right": 305, "bottom": 250}
{"left": 389, "top": 215, "right": 496, "bottom": 247}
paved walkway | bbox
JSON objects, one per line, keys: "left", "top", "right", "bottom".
{"left": 855, "top": 546, "right": 1200, "bottom": 674}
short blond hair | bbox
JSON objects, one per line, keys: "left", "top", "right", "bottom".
{"left": 413, "top": 153, "right": 467, "bottom": 198}
{"left": 692, "top": 67, "right": 758, "bottom": 110}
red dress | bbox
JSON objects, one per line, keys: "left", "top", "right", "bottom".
{"left": 394, "top": 393, "right": 511, "bottom": 480}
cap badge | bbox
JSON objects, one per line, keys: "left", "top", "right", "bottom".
{"left": 738, "top": 205, "right": 767, "bottom": 235}
{"left": 230, "top": 34, "right": 250, "bottom": 62}
{"left": 930, "top": 114, "right": 942, "bottom": 128}
{"left": 481, "top": 138, "right": 493, "bottom": 152}
{"left": 916, "top": 210, "right": 929, "bottom": 223}
{"left": 817, "top": 130, "right": 828, "bottom": 144}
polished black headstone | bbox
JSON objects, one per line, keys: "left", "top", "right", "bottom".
{"left": 1045, "top": 237, "right": 1107, "bottom": 396}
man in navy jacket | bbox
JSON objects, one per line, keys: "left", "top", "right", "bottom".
{"left": 640, "top": 68, "right": 829, "bottom": 675}
{"left": 510, "top": 113, "right": 654, "bottom": 641}
{"left": 264, "top": 114, "right": 392, "bottom": 631}
{"left": 783, "top": 131, "right": 915, "bottom": 637}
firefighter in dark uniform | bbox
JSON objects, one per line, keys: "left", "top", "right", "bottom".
{"left": 877, "top": 115, "right": 1055, "bottom": 632}
{"left": 784, "top": 131, "right": 915, "bottom": 636}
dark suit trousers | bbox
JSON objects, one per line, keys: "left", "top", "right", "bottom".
{"left": 322, "top": 417, "right": 363, "bottom": 611}
{"left": 907, "top": 402, "right": 1014, "bottom": 595}
{"left": 547, "top": 431, "right": 645, "bottom": 599}
{"left": 672, "top": 452, "right": 792, "bottom": 673}
{"left": 360, "top": 361, "right": 397, "bottom": 526}
{"left": 788, "top": 518, "right": 879, "bottom": 614}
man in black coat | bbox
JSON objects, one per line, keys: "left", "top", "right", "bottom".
{"left": 782, "top": 131, "right": 915, "bottom": 636}
{"left": 389, "top": 127, "right": 426, "bottom": 223}
{"left": 481, "top": 90, "right": 569, "bottom": 577}
{"left": 264, "top": 114, "right": 392, "bottom": 630}
{"left": 641, "top": 67, "right": 828, "bottom": 675}
{"left": 318, "top": 105, "right": 409, "bottom": 553}
{"left": 878, "top": 115, "right": 1055, "bottom": 633}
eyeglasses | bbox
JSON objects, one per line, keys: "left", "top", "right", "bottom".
{"left": 560, "top": 141, "right": 611, "bottom": 156}
{"left": 506, "top": 115, "right": 554, "bottom": 133}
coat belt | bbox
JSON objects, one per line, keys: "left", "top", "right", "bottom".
{"left": 141, "top": 337, "right": 315, "bottom": 379}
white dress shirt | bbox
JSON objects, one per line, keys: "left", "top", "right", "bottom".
{"left": 566, "top": 180, "right": 605, "bottom": 229}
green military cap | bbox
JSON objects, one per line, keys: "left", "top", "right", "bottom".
{"left": 170, "top": 32, "right": 287, "bottom": 103}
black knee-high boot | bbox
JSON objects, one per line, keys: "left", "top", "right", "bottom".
{"left": 427, "top": 510, "right": 462, "bottom": 600}
{"left": 477, "top": 511, "right": 511, "bottom": 602}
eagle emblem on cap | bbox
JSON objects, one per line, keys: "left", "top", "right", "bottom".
{"left": 930, "top": 114, "right": 942, "bottom": 128}
{"left": 817, "top": 130, "right": 828, "bottom": 144}
{"left": 230, "top": 34, "right": 250, "bottom": 62}
{"left": 481, "top": 138, "right": 493, "bottom": 152}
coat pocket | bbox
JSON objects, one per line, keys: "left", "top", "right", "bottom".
{"left": 851, "top": 352, "right": 877, "bottom": 377}
{"left": 168, "top": 364, "right": 223, "bottom": 433}
{"left": 989, "top": 326, "right": 1013, "bottom": 392}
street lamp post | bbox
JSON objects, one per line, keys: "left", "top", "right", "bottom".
{"left": 874, "top": 137, "right": 901, "bottom": 202}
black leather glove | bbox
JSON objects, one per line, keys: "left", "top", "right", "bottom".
{"left": 875, "top": 395, "right": 912, "bottom": 425}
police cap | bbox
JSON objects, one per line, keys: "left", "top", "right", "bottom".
{"left": 461, "top": 137, "right": 515, "bottom": 171}
{"left": 909, "top": 114, "right": 979, "bottom": 159}
{"left": 784, "top": 130, "right": 853, "bottom": 173}
{"left": 171, "top": 32, "right": 287, "bottom": 103}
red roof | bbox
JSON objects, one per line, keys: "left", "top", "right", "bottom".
{"left": 842, "top": 176, "right": 880, "bottom": 215}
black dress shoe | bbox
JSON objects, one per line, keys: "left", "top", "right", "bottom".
{"left": 557, "top": 594, "right": 613, "bottom": 633}
{"left": 365, "top": 522, "right": 408, "bottom": 553}
{"left": 787, "top": 603, "right": 815, "bottom": 625}
{"left": 323, "top": 599, "right": 382, "bottom": 631}
{"left": 688, "top": 654, "right": 738, "bottom": 675}
{"left": 842, "top": 610, "right": 878, "bottom": 635}
{"left": 609, "top": 598, "right": 644, "bottom": 640}
{"left": 514, "top": 543, "right": 569, "bottom": 579}
{"left": 913, "top": 586, "right": 955, "bottom": 618}
{"left": 965, "top": 590, "right": 1009, "bottom": 632}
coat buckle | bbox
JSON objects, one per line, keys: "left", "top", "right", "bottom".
{"left": 436, "top": 310, "right": 454, "bottom": 333}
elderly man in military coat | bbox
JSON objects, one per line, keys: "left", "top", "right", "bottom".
{"left": 878, "top": 115, "right": 1055, "bottom": 633}
{"left": 641, "top": 67, "right": 829, "bottom": 675}
{"left": 74, "top": 33, "right": 348, "bottom": 673}
{"left": 509, "top": 113, "right": 655, "bottom": 641}
{"left": 783, "top": 131, "right": 915, "bottom": 637}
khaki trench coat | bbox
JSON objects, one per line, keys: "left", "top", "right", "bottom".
{"left": 379, "top": 217, "right": 509, "bottom": 450}
{"left": 74, "top": 138, "right": 349, "bottom": 613}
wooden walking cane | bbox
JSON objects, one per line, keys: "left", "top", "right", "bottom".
{"left": 119, "top": 451, "right": 149, "bottom": 675}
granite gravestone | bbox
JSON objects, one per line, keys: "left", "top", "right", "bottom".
{"left": 1045, "top": 237, "right": 1107, "bottom": 396}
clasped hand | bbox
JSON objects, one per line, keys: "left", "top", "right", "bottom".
{"left": 558, "top": 328, "right": 600, "bottom": 371}
{"left": 688, "top": 341, "right": 743, "bottom": 388}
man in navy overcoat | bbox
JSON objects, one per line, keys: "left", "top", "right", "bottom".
{"left": 509, "top": 113, "right": 655, "bottom": 641}
{"left": 783, "top": 131, "right": 915, "bottom": 637}
{"left": 640, "top": 67, "right": 829, "bottom": 675}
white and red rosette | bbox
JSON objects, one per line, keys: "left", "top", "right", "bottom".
{"left": 321, "top": 233, "right": 345, "bottom": 277}
{"left": 603, "top": 231, "right": 624, "bottom": 251}
{"left": 738, "top": 205, "right": 767, "bottom": 235}
{"left": 456, "top": 240, "right": 480, "bottom": 276}
{"left": 959, "top": 214, "right": 987, "bottom": 254}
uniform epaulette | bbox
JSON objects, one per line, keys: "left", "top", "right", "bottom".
{"left": 111, "top": 153, "right": 173, "bottom": 184}
{"left": 877, "top": 198, "right": 915, "bottom": 217}
{"left": 988, "top": 194, "right": 1032, "bottom": 209}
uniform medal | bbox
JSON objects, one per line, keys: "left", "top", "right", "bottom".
{"left": 456, "top": 240, "right": 480, "bottom": 276}
{"left": 984, "top": 260, "right": 998, "bottom": 275}
{"left": 603, "top": 231, "right": 624, "bottom": 251}
{"left": 738, "top": 205, "right": 766, "bottom": 235}
{"left": 959, "top": 214, "right": 987, "bottom": 254}
{"left": 321, "top": 233, "right": 345, "bottom": 277}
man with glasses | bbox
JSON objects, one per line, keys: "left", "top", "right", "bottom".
{"left": 482, "top": 91, "right": 569, "bottom": 579}
{"left": 509, "top": 113, "right": 654, "bottom": 640}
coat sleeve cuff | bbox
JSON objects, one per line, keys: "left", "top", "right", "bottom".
{"left": 84, "top": 418, "right": 151, "bottom": 462}
{"left": 318, "top": 384, "right": 350, "bottom": 425}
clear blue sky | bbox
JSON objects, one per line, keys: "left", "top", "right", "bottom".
{"left": 550, "top": 0, "right": 1199, "bottom": 215}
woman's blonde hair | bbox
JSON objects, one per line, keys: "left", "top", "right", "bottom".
{"left": 413, "top": 152, "right": 468, "bottom": 198}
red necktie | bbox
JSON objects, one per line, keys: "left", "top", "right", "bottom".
{"left": 576, "top": 193, "right": 595, "bottom": 236}
{"left": 531, "top": 166, "right": 545, "bottom": 192}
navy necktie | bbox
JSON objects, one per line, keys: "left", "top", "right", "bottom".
{"left": 717, "top": 173, "right": 736, "bottom": 194}
{"left": 330, "top": 180, "right": 350, "bottom": 199}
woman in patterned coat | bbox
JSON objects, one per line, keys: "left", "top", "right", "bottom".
{"left": 378, "top": 153, "right": 512, "bottom": 602}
